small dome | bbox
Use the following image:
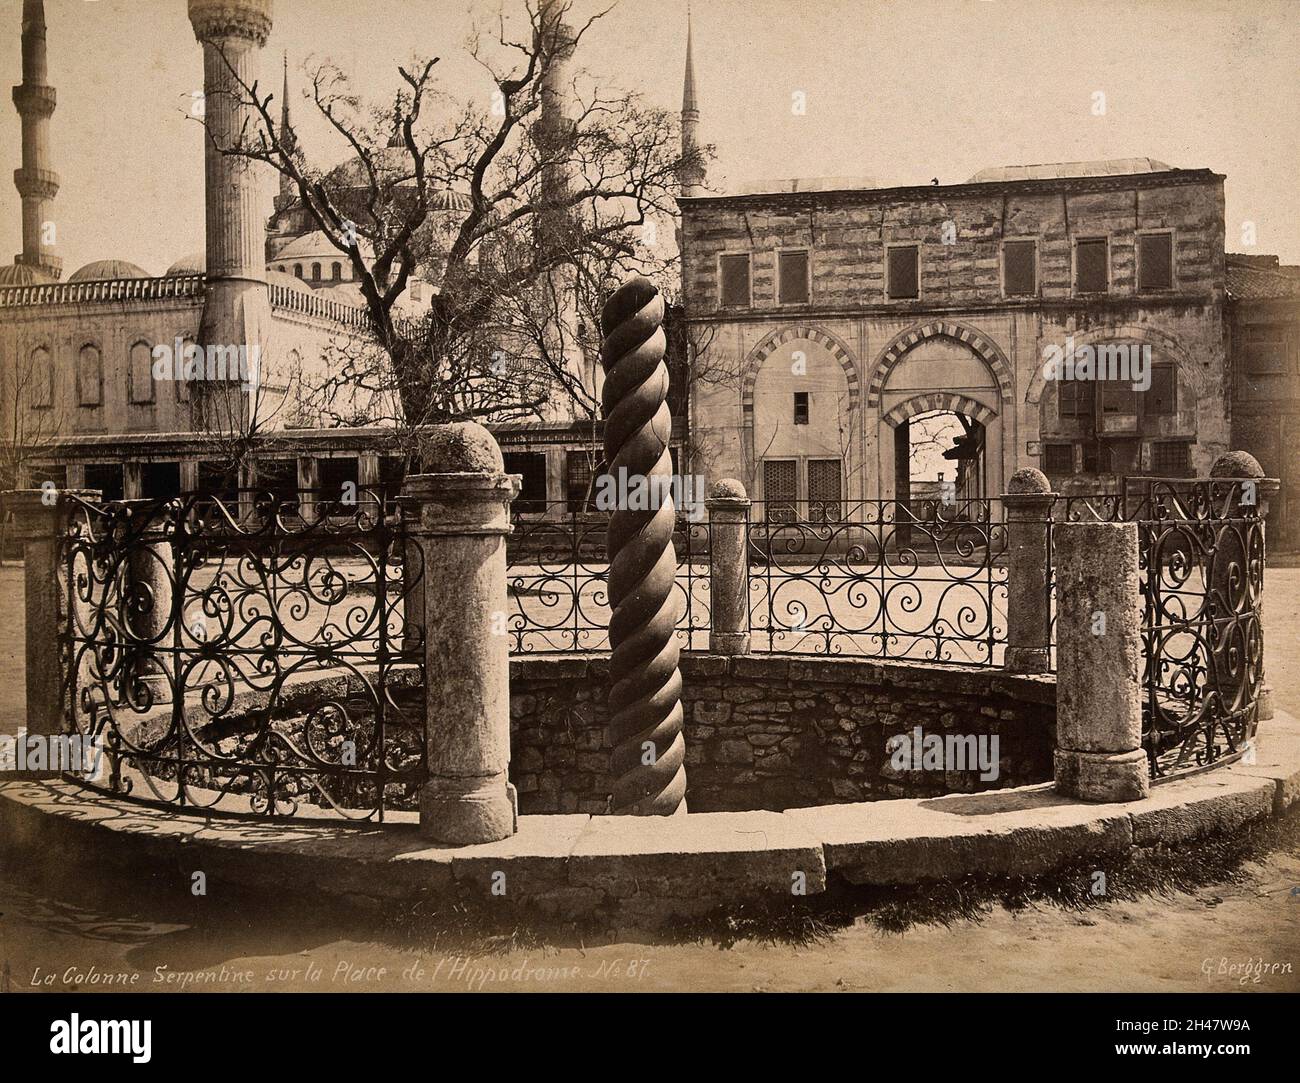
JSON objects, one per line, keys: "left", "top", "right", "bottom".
{"left": 318, "top": 282, "right": 364, "bottom": 303}
{"left": 275, "top": 230, "right": 355, "bottom": 263}
{"left": 68, "top": 259, "right": 150, "bottom": 282}
{"left": 0, "top": 262, "right": 57, "bottom": 286}
{"left": 266, "top": 269, "right": 314, "bottom": 294}
{"left": 165, "top": 252, "right": 204, "bottom": 276}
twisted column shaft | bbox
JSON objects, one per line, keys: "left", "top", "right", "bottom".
{"left": 599, "top": 276, "right": 686, "bottom": 814}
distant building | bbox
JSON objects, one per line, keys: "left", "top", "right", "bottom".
{"left": 1227, "top": 253, "right": 1300, "bottom": 548}
{"left": 680, "top": 158, "right": 1229, "bottom": 516}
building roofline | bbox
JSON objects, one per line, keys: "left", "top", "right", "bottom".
{"left": 679, "top": 168, "right": 1225, "bottom": 209}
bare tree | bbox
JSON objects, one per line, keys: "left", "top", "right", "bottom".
{"left": 199, "top": 0, "right": 710, "bottom": 458}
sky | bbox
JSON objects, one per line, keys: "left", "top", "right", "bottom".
{"left": 1, "top": 0, "right": 1297, "bottom": 275}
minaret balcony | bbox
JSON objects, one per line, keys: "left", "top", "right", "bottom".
{"left": 11, "top": 82, "right": 55, "bottom": 116}
{"left": 14, "top": 166, "right": 59, "bottom": 199}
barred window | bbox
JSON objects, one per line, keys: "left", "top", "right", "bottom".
{"left": 763, "top": 459, "right": 798, "bottom": 523}
{"left": 1043, "top": 443, "right": 1075, "bottom": 476}
{"left": 566, "top": 451, "right": 604, "bottom": 512}
{"left": 808, "top": 459, "right": 842, "bottom": 523}
{"left": 1150, "top": 441, "right": 1191, "bottom": 477}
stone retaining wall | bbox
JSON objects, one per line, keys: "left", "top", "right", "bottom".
{"left": 510, "top": 655, "right": 1055, "bottom": 814}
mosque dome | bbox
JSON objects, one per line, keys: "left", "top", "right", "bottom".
{"left": 266, "top": 268, "right": 315, "bottom": 294}
{"left": 165, "top": 252, "right": 205, "bottom": 276}
{"left": 68, "top": 259, "right": 150, "bottom": 282}
{"left": 0, "top": 262, "right": 57, "bottom": 286}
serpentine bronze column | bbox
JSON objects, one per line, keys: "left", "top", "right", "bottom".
{"left": 599, "top": 276, "right": 686, "bottom": 814}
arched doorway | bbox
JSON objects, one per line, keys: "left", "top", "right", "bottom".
{"left": 868, "top": 325, "right": 1011, "bottom": 506}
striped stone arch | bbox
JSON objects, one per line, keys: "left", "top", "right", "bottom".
{"left": 866, "top": 320, "right": 1014, "bottom": 408}
{"left": 881, "top": 391, "right": 997, "bottom": 429}
{"left": 1024, "top": 323, "right": 1195, "bottom": 405}
{"left": 740, "top": 324, "right": 861, "bottom": 413}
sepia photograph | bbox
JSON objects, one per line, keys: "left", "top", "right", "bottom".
{"left": 0, "top": 0, "right": 1296, "bottom": 1052}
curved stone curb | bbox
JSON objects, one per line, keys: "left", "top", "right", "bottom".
{"left": 1, "top": 710, "right": 1296, "bottom": 923}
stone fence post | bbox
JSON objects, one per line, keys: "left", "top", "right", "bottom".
{"left": 1053, "top": 520, "right": 1149, "bottom": 802}
{"left": 2, "top": 488, "right": 100, "bottom": 778}
{"left": 1001, "top": 468, "right": 1055, "bottom": 674}
{"left": 400, "top": 423, "right": 520, "bottom": 844}
{"left": 706, "top": 478, "right": 751, "bottom": 656}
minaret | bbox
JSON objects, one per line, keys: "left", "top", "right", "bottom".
{"left": 12, "top": 0, "right": 61, "bottom": 278}
{"left": 534, "top": 0, "right": 588, "bottom": 420}
{"left": 274, "top": 52, "right": 296, "bottom": 212}
{"left": 187, "top": 0, "right": 273, "bottom": 430}
{"left": 679, "top": 11, "right": 705, "bottom": 194}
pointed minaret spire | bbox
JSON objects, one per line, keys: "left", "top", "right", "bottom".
{"left": 276, "top": 51, "right": 297, "bottom": 210}
{"left": 12, "top": 0, "right": 61, "bottom": 278}
{"left": 679, "top": 8, "right": 704, "bottom": 195}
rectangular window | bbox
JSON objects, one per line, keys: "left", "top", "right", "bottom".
{"left": 566, "top": 451, "right": 602, "bottom": 512}
{"left": 84, "top": 463, "right": 124, "bottom": 502}
{"left": 1043, "top": 444, "right": 1075, "bottom": 476}
{"left": 808, "top": 459, "right": 842, "bottom": 523}
{"left": 887, "top": 246, "right": 919, "bottom": 299}
{"left": 1058, "top": 380, "right": 1095, "bottom": 420}
{"left": 1150, "top": 441, "right": 1192, "bottom": 477}
{"left": 198, "top": 461, "right": 239, "bottom": 505}
{"left": 1003, "top": 240, "right": 1037, "bottom": 297}
{"left": 763, "top": 459, "right": 798, "bottom": 524}
{"left": 719, "top": 254, "right": 751, "bottom": 307}
{"left": 141, "top": 462, "right": 180, "bottom": 500}
{"left": 503, "top": 451, "right": 547, "bottom": 514}
{"left": 1145, "top": 364, "right": 1176, "bottom": 415}
{"left": 318, "top": 457, "right": 359, "bottom": 503}
{"left": 1099, "top": 438, "right": 1140, "bottom": 475}
{"left": 1242, "top": 325, "right": 1288, "bottom": 375}
{"left": 1100, "top": 381, "right": 1138, "bottom": 415}
{"left": 257, "top": 459, "right": 299, "bottom": 507}
{"left": 1138, "top": 232, "right": 1174, "bottom": 291}
{"left": 778, "top": 249, "right": 810, "bottom": 304}
{"left": 793, "top": 391, "right": 809, "bottom": 425}
{"left": 1074, "top": 238, "right": 1109, "bottom": 294}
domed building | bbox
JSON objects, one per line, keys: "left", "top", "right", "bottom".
{"left": 0, "top": 0, "right": 658, "bottom": 518}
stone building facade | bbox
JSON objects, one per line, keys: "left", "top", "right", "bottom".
{"left": 1226, "top": 253, "right": 1300, "bottom": 550}
{"left": 679, "top": 164, "right": 1230, "bottom": 513}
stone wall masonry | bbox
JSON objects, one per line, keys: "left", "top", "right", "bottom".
{"left": 509, "top": 654, "right": 1055, "bottom": 814}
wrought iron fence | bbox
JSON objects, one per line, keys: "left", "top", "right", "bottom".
{"left": 1135, "top": 479, "right": 1265, "bottom": 780}
{"left": 746, "top": 498, "right": 1009, "bottom": 664}
{"left": 59, "top": 488, "right": 423, "bottom": 821}
{"left": 505, "top": 502, "right": 709, "bottom": 653}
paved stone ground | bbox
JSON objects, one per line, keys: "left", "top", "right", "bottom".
{"left": 0, "top": 564, "right": 1297, "bottom": 992}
